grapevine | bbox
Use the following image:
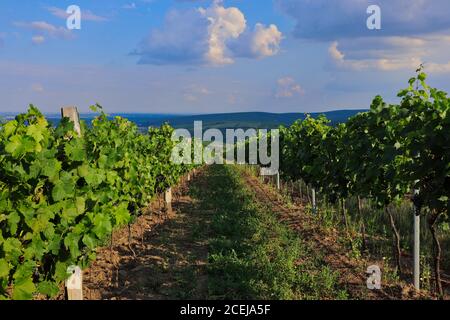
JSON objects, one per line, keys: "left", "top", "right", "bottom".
{"left": 0, "top": 105, "right": 194, "bottom": 299}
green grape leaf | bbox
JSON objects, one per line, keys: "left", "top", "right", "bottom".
{"left": 52, "top": 177, "right": 75, "bottom": 202}
{"left": 84, "top": 168, "right": 105, "bottom": 187}
{"left": 7, "top": 211, "right": 21, "bottom": 235}
{"left": 37, "top": 281, "right": 60, "bottom": 298}
{"left": 63, "top": 233, "right": 81, "bottom": 259}
{"left": 3, "top": 238, "right": 23, "bottom": 264}
{"left": 54, "top": 262, "right": 69, "bottom": 282}
{"left": 64, "top": 139, "right": 86, "bottom": 162}
{"left": 92, "top": 213, "right": 112, "bottom": 240}
{"left": 82, "top": 234, "right": 97, "bottom": 250}
{"left": 2, "top": 120, "right": 18, "bottom": 137}
{"left": 114, "top": 202, "right": 131, "bottom": 226}
{"left": 0, "top": 259, "right": 10, "bottom": 279}
{"left": 5, "top": 135, "right": 35, "bottom": 157}
{"left": 75, "top": 197, "right": 85, "bottom": 215}
{"left": 41, "top": 158, "right": 62, "bottom": 179}
{"left": 26, "top": 124, "right": 45, "bottom": 143}
{"left": 12, "top": 278, "right": 36, "bottom": 300}
{"left": 62, "top": 201, "right": 79, "bottom": 222}
{"left": 13, "top": 261, "right": 36, "bottom": 281}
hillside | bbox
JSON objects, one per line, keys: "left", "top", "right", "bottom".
{"left": 4, "top": 109, "right": 367, "bottom": 132}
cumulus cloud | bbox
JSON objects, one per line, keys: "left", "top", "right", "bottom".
{"left": 276, "top": 0, "right": 450, "bottom": 74}
{"left": 134, "top": 1, "right": 283, "bottom": 65}
{"left": 275, "top": 77, "right": 304, "bottom": 98}
{"left": 329, "top": 36, "right": 450, "bottom": 73}
{"left": 231, "top": 23, "right": 283, "bottom": 59}
{"left": 201, "top": 3, "right": 246, "bottom": 65}
{"left": 329, "top": 41, "right": 421, "bottom": 71}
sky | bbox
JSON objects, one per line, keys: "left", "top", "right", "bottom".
{"left": 0, "top": 0, "right": 449, "bottom": 114}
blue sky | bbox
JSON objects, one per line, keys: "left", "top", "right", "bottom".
{"left": 0, "top": 0, "right": 449, "bottom": 114}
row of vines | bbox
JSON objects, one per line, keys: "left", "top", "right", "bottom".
{"left": 0, "top": 105, "right": 194, "bottom": 299}
{"left": 278, "top": 71, "right": 449, "bottom": 296}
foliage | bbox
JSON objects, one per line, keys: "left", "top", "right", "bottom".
{"left": 280, "top": 71, "right": 449, "bottom": 216}
{"left": 0, "top": 105, "right": 194, "bottom": 299}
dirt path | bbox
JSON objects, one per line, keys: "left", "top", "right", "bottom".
{"left": 83, "top": 171, "right": 211, "bottom": 300}
{"left": 81, "top": 165, "right": 425, "bottom": 300}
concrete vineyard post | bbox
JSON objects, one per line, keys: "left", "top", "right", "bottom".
{"left": 65, "top": 266, "right": 83, "bottom": 300}
{"left": 61, "top": 107, "right": 83, "bottom": 300}
{"left": 61, "top": 107, "right": 81, "bottom": 137}
{"left": 276, "top": 172, "right": 280, "bottom": 190}
{"left": 413, "top": 189, "right": 421, "bottom": 291}
{"left": 312, "top": 188, "right": 317, "bottom": 214}
{"left": 165, "top": 188, "right": 173, "bottom": 213}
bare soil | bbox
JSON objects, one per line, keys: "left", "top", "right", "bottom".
{"left": 83, "top": 171, "right": 210, "bottom": 300}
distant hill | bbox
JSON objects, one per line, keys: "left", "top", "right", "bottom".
{"left": 2, "top": 110, "right": 368, "bottom": 132}
{"left": 138, "top": 110, "right": 367, "bottom": 132}
{"left": 130, "top": 110, "right": 367, "bottom": 132}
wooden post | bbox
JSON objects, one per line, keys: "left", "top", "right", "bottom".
{"left": 66, "top": 266, "right": 83, "bottom": 300}
{"left": 61, "top": 107, "right": 81, "bottom": 137}
{"left": 165, "top": 188, "right": 173, "bottom": 213}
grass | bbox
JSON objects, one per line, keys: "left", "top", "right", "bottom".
{"left": 191, "top": 165, "right": 348, "bottom": 300}
{"left": 271, "top": 173, "right": 449, "bottom": 292}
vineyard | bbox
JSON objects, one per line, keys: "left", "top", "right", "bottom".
{"left": 0, "top": 106, "right": 194, "bottom": 299}
{"left": 0, "top": 72, "right": 449, "bottom": 300}
{"left": 277, "top": 71, "right": 449, "bottom": 297}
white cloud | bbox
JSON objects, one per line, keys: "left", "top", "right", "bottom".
{"left": 32, "top": 35, "right": 45, "bottom": 45}
{"left": 183, "top": 84, "right": 212, "bottom": 102}
{"left": 201, "top": 2, "right": 246, "bottom": 65}
{"left": 275, "top": 77, "right": 304, "bottom": 98}
{"left": 31, "top": 83, "right": 44, "bottom": 93}
{"left": 276, "top": 1, "right": 450, "bottom": 75}
{"left": 231, "top": 23, "right": 283, "bottom": 59}
{"left": 134, "top": 1, "right": 283, "bottom": 66}
{"left": 250, "top": 23, "right": 283, "bottom": 58}
{"left": 14, "top": 21, "right": 74, "bottom": 41}
{"left": 328, "top": 37, "right": 450, "bottom": 73}
{"left": 427, "top": 62, "right": 450, "bottom": 74}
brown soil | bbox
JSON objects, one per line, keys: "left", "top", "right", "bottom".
{"left": 82, "top": 170, "right": 210, "bottom": 300}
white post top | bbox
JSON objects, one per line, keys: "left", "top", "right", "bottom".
{"left": 61, "top": 106, "right": 81, "bottom": 137}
